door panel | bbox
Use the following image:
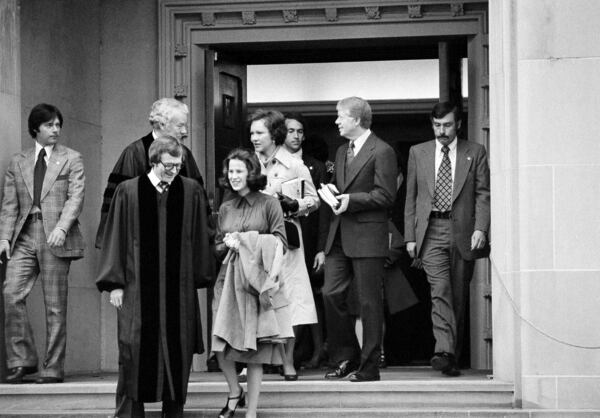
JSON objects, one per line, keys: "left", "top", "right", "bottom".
{"left": 212, "top": 53, "right": 247, "bottom": 208}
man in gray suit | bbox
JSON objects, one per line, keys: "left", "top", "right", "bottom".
{"left": 322, "top": 97, "right": 397, "bottom": 382}
{"left": 0, "top": 103, "right": 85, "bottom": 383}
{"left": 404, "top": 102, "right": 490, "bottom": 377}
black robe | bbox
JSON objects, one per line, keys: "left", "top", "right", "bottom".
{"left": 95, "top": 132, "right": 205, "bottom": 248}
{"left": 96, "top": 175, "right": 213, "bottom": 402}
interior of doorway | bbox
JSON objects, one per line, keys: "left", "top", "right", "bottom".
{"left": 209, "top": 36, "right": 486, "bottom": 370}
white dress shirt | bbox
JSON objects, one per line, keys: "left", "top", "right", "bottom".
{"left": 148, "top": 170, "right": 169, "bottom": 193}
{"left": 349, "top": 129, "right": 371, "bottom": 156}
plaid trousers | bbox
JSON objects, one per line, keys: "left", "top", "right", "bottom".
{"left": 3, "top": 218, "right": 71, "bottom": 377}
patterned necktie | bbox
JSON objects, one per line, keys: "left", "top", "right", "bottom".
{"left": 433, "top": 145, "right": 452, "bottom": 212}
{"left": 33, "top": 149, "right": 47, "bottom": 208}
{"left": 346, "top": 141, "right": 355, "bottom": 166}
{"left": 158, "top": 181, "right": 170, "bottom": 193}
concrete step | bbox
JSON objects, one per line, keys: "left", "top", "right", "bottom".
{"left": 2, "top": 409, "right": 600, "bottom": 417}
{"left": 0, "top": 379, "right": 514, "bottom": 411}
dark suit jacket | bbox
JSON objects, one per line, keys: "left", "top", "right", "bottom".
{"left": 404, "top": 139, "right": 490, "bottom": 260}
{"left": 0, "top": 144, "right": 85, "bottom": 259}
{"left": 324, "top": 133, "right": 397, "bottom": 258}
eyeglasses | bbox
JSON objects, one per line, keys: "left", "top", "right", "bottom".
{"left": 160, "top": 161, "right": 183, "bottom": 171}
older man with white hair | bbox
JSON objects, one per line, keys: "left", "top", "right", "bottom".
{"left": 95, "top": 98, "right": 206, "bottom": 247}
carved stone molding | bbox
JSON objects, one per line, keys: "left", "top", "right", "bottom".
{"left": 174, "top": 84, "right": 188, "bottom": 98}
{"left": 451, "top": 3, "right": 464, "bottom": 17}
{"left": 201, "top": 12, "right": 215, "bottom": 26}
{"left": 174, "top": 43, "right": 187, "bottom": 57}
{"left": 408, "top": 5, "right": 422, "bottom": 18}
{"left": 365, "top": 6, "right": 381, "bottom": 20}
{"left": 325, "top": 8, "right": 338, "bottom": 22}
{"left": 282, "top": 9, "right": 298, "bottom": 23}
{"left": 242, "top": 11, "right": 256, "bottom": 25}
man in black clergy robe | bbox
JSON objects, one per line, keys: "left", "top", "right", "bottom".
{"left": 96, "top": 137, "right": 214, "bottom": 418}
{"left": 95, "top": 97, "right": 205, "bottom": 248}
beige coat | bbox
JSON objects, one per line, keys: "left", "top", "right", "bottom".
{"left": 212, "top": 231, "right": 293, "bottom": 352}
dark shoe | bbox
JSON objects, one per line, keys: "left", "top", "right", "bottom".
{"left": 431, "top": 352, "right": 461, "bottom": 377}
{"left": 207, "top": 354, "right": 221, "bottom": 372}
{"left": 430, "top": 352, "right": 454, "bottom": 371}
{"left": 35, "top": 376, "right": 64, "bottom": 384}
{"left": 5, "top": 366, "right": 38, "bottom": 384}
{"left": 283, "top": 373, "right": 298, "bottom": 381}
{"left": 442, "top": 364, "right": 461, "bottom": 377}
{"left": 218, "top": 386, "right": 246, "bottom": 418}
{"left": 324, "top": 360, "right": 357, "bottom": 379}
{"left": 349, "top": 371, "right": 380, "bottom": 382}
{"left": 378, "top": 353, "right": 388, "bottom": 369}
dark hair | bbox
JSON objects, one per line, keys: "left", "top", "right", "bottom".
{"left": 148, "top": 136, "right": 184, "bottom": 164}
{"left": 220, "top": 148, "right": 267, "bottom": 192}
{"left": 284, "top": 112, "right": 307, "bottom": 133}
{"left": 249, "top": 109, "right": 287, "bottom": 146}
{"left": 430, "top": 101, "right": 462, "bottom": 123}
{"left": 28, "top": 103, "right": 63, "bottom": 138}
{"left": 337, "top": 96, "right": 372, "bottom": 129}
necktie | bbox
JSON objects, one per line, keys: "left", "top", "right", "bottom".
{"left": 433, "top": 145, "right": 452, "bottom": 212}
{"left": 33, "top": 149, "right": 47, "bottom": 208}
{"left": 158, "top": 181, "right": 170, "bottom": 193}
{"left": 346, "top": 141, "right": 355, "bottom": 166}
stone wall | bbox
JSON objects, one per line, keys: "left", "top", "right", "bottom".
{"left": 490, "top": 0, "right": 600, "bottom": 409}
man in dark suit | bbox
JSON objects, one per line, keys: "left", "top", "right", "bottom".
{"left": 0, "top": 103, "right": 85, "bottom": 383}
{"left": 321, "top": 97, "right": 397, "bottom": 382}
{"left": 95, "top": 97, "right": 205, "bottom": 248}
{"left": 404, "top": 101, "right": 490, "bottom": 377}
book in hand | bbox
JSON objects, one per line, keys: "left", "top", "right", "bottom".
{"left": 318, "top": 183, "right": 341, "bottom": 210}
{"left": 281, "top": 177, "right": 305, "bottom": 200}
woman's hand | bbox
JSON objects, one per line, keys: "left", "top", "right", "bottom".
{"left": 223, "top": 232, "right": 240, "bottom": 251}
{"left": 110, "top": 289, "right": 123, "bottom": 309}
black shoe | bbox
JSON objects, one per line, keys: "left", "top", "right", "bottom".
{"left": 283, "top": 373, "right": 298, "bottom": 381}
{"left": 218, "top": 387, "right": 246, "bottom": 418}
{"left": 324, "top": 360, "right": 357, "bottom": 379}
{"left": 207, "top": 354, "right": 221, "bottom": 372}
{"left": 349, "top": 371, "right": 380, "bottom": 382}
{"left": 5, "top": 366, "right": 38, "bottom": 384}
{"left": 431, "top": 352, "right": 461, "bottom": 377}
{"left": 442, "top": 365, "right": 461, "bottom": 377}
{"left": 35, "top": 376, "right": 64, "bottom": 384}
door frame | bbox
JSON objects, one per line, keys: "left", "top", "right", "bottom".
{"left": 158, "top": 0, "right": 490, "bottom": 369}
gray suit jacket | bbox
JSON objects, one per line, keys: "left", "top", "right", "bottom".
{"left": 0, "top": 143, "right": 85, "bottom": 259}
{"left": 404, "top": 138, "right": 490, "bottom": 260}
{"left": 324, "top": 133, "right": 397, "bottom": 258}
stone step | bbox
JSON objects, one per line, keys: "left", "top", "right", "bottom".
{"left": 0, "top": 379, "right": 514, "bottom": 411}
{"left": 2, "top": 409, "right": 600, "bottom": 417}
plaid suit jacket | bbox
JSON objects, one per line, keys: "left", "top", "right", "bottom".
{"left": 0, "top": 143, "right": 85, "bottom": 259}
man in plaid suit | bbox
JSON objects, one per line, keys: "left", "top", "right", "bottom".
{"left": 0, "top": 103, "right": 85, "bottom": 384}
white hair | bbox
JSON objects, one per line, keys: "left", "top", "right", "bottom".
{"left": 148, "top": 98, "right": 189, "bottom": 127}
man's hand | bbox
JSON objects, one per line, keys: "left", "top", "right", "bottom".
{"left": 110, "top": 289, "right": 124, "bottom": 309}
{"left": 47, "top": 228, "right": 66, "bottom": 247}
{"left": 0, "top": 240, "right": 11, "bottom": 264}
{"left": 313, "top": 251, "right": 326, "bottom": 272}
{"left": 471, "top": 230, "right": 487, "bottom": 250}
{"left": 332, "top": 194, "right": 349, "bottom": 215}
{"left": 406, "top": 242, "right": 417, "bottom": 259}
